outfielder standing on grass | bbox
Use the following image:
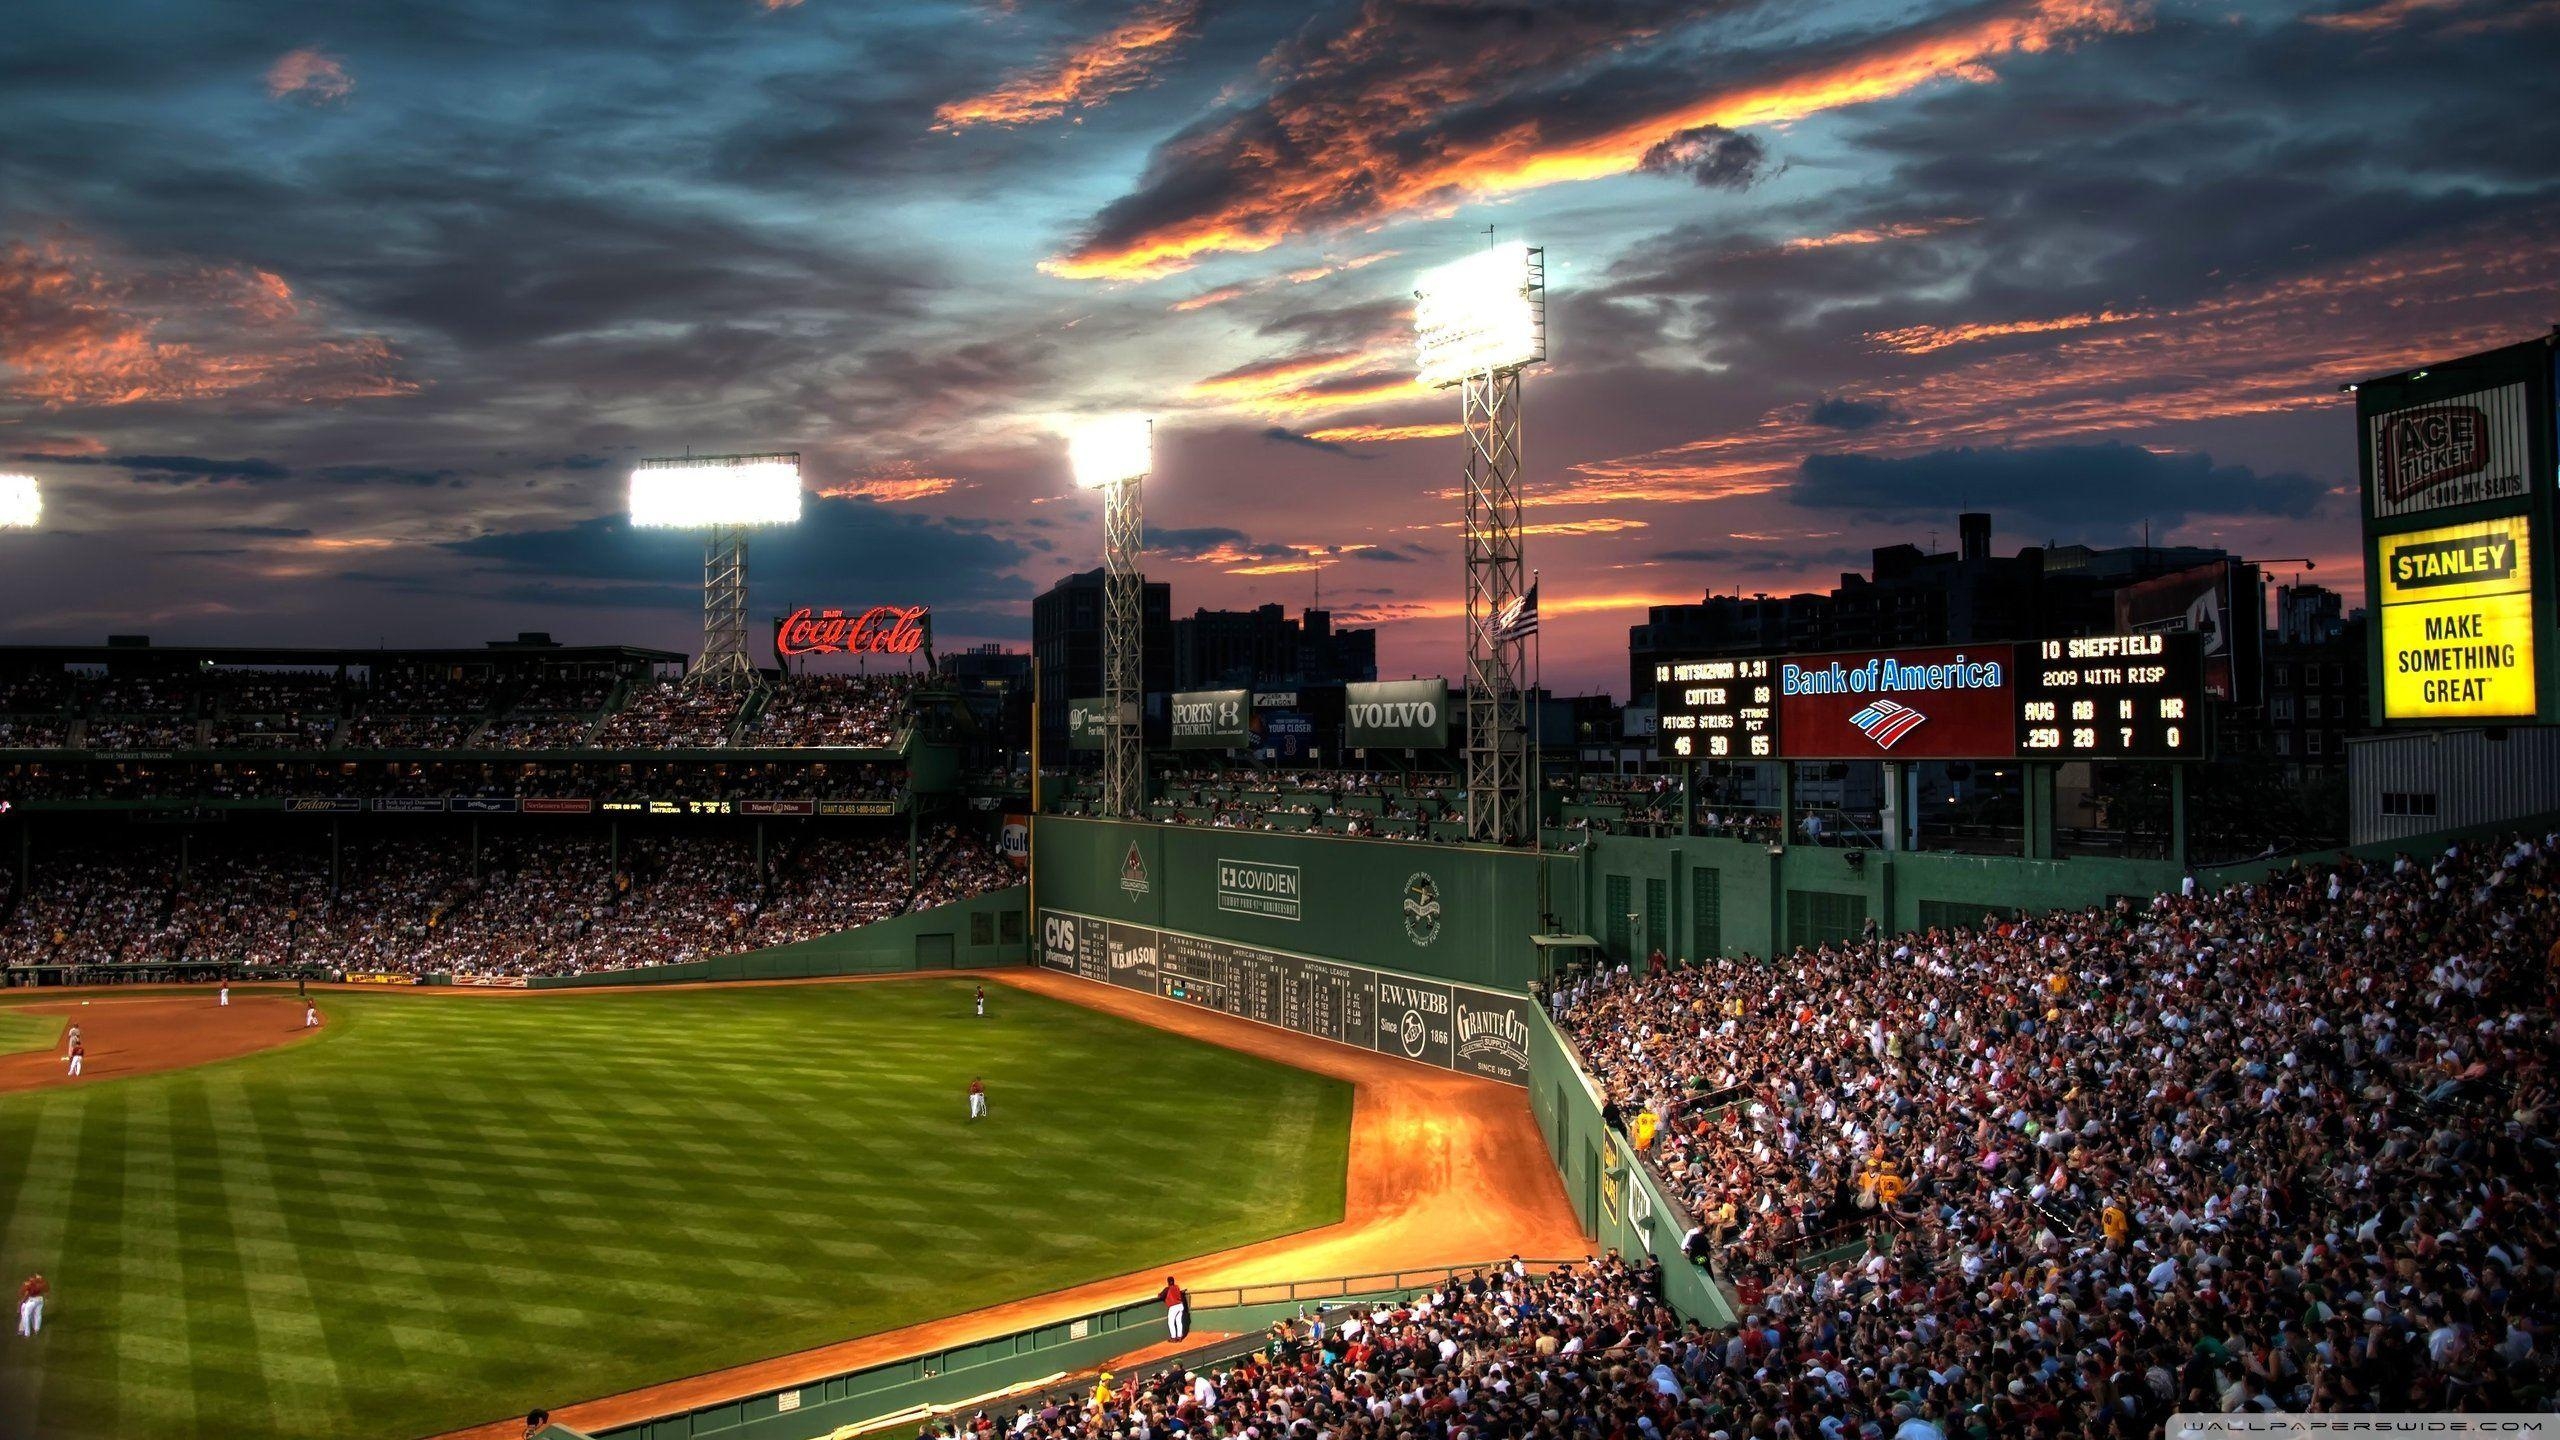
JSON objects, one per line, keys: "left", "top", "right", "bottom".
{"left": 967, "top": 1076, "right": 987, "bottom": 1121}
{"left": 974, "top": 984, "right": 986, "bottom": 1018}
{"left": 15, "top": 1274, "right": 44, "bottom": 1337}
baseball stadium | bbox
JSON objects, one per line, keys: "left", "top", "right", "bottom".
{"left": 6, "top": 8, "right": 2560, "bottom": 1440}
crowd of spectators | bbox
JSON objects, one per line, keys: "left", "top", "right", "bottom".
{"left": 0, "top": 667, "right": 925, "bottom": 754}
{"left": 748, "top": 673, "right": 919, "bottom": 748}
{"left": 593, "top": 682, "right": 747, "bottom": 748}
{"left": 1553, "top": 832, "right": 2556, "bottom": 1421}
{"left": 0, "top": 821, "right": 1019, "bottom": 979}
{"left": 976, "top": 1259, "right": 1722, "bottom": 1440}
{"left": 0, "top": 757, "right": 911, "bottom": 805}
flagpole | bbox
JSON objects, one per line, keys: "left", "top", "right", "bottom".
{"left": 1531, "top": 570, "right": 1543, "bottom": 856}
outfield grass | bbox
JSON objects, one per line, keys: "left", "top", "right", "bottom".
{"left": 0, "top": 981, "right": 1353, "bottom": 1440}
{"left": 0, "top": 1010, "right": 60, "bottom": 1056}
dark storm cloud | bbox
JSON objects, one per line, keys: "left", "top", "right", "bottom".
{"left": 313, "top": 464, "right": 463, "bottom": 488}
{"left": 1151, "top": 526, "right": 1260, "bottom": 561}
{"left": 1637, "top": 126, "right": 1770, "bottom": 190}
{"left": 1793, "top": 444, "right": 2324, "bottom": 529}
{"left": 1804, "top": 395, "right": 1899, "bottom": 432}
{"left": 1655, "top": 543, "right": 1869, "bottom": 570}
{"left": 86, "top": 454, "right": 294, "bottom": 485}
{"left": 441, "top": 496, "right": 1033, "bottom": 613}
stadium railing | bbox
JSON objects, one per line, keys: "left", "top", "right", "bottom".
{"left": 581, "top": 1259, "right": 1587, "bottom": 1440}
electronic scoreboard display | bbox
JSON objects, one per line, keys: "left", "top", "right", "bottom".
{"left": 2013, "top": 632, "right": 2206, "bottom": 759}
{"left": 1653, "top": 656, "right": 1779, "bottom": 761}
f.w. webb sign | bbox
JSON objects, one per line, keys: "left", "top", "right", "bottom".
{"left": 1346, "top": 678, "right": 1450, "bottom": 750}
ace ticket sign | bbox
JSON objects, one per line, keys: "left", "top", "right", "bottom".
{"left": 2377, "top": 517, "right": 2538, "bottom": 721}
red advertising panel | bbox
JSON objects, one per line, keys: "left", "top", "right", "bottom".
{"left": 1777, "top": 646, "right": 2016, "bottom": 759}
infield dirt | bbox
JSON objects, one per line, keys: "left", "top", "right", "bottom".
{"left": 0, "top": 992, "right": 315, "bottom": 1094}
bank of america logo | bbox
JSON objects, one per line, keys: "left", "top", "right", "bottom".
{"left": 1848, "top": 699, "right": 1928, "bottom": 749}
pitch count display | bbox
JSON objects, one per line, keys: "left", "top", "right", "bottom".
{"left": 1653, "top": 657, "right": 1778, "bottom": 760}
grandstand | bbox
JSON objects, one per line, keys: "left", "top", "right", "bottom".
{"left": 0, "top": 635, "right": 1011, "bottom": 987}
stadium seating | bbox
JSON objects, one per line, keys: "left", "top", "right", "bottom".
{"left": 0, "top": 667, "right": 925, "bottom": 756}
{"left": 0, "top": 822, "right": 1014, "bottom": 980}
{"left": 1539, "top": 830, "right": 2552, "bottom": 1422}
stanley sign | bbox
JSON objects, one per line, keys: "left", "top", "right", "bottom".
{"left": 2378, "top": 517, "right": 2537, "bottom": 721}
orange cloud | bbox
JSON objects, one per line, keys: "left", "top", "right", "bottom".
{"left": 936, "top": 0, "right": 1201, "bottom": 130}
{"left": 1302, "top": 421, "right": 1463, "bottom": 443}
{"left": 819, "top": 463, "right": 964, "bottom": 503}
{"left": 1780, "top": 217, "right": 1977, "bottom": 251}
{"left": 2303, "top": 0, "right": 2469, "bottom": 29}
{"left": 1047, "top": 0, "right": 2139, "bottom": 279}
{"left": 265, "top": 48, "right": 353, "bottom": 104}
{"left": 0, "top": 236, "right": 414, "bottom": 409}
{"left": 1867, "top": 307, "right": 2150, "bottom": 354}
{"left": 1558, "top": 219, "right": 2560, "bottom": 507}
{"left": 1170, "top": 284, "right": 1250, "bottom": 313}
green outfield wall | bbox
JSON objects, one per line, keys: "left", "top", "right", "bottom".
{"left": 1032, "top": 818, "right": 1580, "bottom": 992}
{"left": 586, "top": 1268, "right": 1559, "bottom": 1440}
{"left": 1524, "top": 1002, "right": 1735, "bottom": 1327}
{"left": 1564, "top": 835, "right": 2186, "bottom": 964}
{"left": 526, "top": 885, "right": 1027, "bottom": 989}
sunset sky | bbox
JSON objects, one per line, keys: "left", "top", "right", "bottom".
{"left": 3, "top": 0, "right": 2554, "bottom": 695}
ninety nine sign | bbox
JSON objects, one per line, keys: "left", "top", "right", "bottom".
{"left": 773, "top": 605, "right": 930, "bottom": 663}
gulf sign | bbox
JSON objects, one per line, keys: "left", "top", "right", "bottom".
{"left": 1777, "top": 647, "right": 2014, "bottom": 758}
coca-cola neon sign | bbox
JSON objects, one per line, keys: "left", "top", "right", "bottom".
{"left": 774, "top": 605, "right": 930, "bottom": 661}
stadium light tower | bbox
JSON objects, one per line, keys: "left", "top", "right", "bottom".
{"left": 1069, "top": 415, "right": 1152, "bottom": 819}
{"left": 1414, "top": 241, "right": 1545, "bottom": 845}
{"left": 629, "top": 453, "right": 803, "bottom": 689}
{"left": 0, "top": 474, "right": 40, "bottom": 530}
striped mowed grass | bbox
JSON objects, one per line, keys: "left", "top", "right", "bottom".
{"left": 0, "top": 979, "right": 1353, "bottom": 1440}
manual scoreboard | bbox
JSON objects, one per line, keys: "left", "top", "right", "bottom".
{"left": 2014, "top": 633, "right": 2206, "bottom": 759}
{"left": 1653, "top": 657, "right": 1779, "bottom": 760}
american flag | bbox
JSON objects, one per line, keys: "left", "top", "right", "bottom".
{"left": 1492, "top": 581, "right": 1540, "bottom": 641}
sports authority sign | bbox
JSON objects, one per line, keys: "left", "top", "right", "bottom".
{"left": 1037, "top": 906, "right": 1533, "bottom": 1084}
{"left": 2366, "top": 382, "right": 2532, "bottom": 519}
{"left": 1777, "top": 647, "right": 2014, "bottom": 759}
{"left": 773, "top": 605, "right": 930, "bottom": 663}
{"left": 1169, "top": 689, "right": 1250, "bottom": 750}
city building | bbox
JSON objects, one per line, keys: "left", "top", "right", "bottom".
{"left": 1630, "top": 512, "right": 2229, "bottom": 701}
{"left": 1031, "top": 568, "right": 1172, "bottom": 754}
{"left": 1171, "top": 604, "right": 1377, "bottom": 689}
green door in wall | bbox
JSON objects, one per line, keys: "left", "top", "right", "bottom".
{"left": 1604, "top": 875, "right": 1632, "bottom": 958}
{"left": 1691, "top": 868, "right": 1722, "bottom": 960}
{"left": 916, "top": 932, "right": 957, "bottom": 969}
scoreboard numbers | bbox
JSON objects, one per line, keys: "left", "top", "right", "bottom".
{"left": 2010, "top": 633, "right": 2206, "bottom": 759}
